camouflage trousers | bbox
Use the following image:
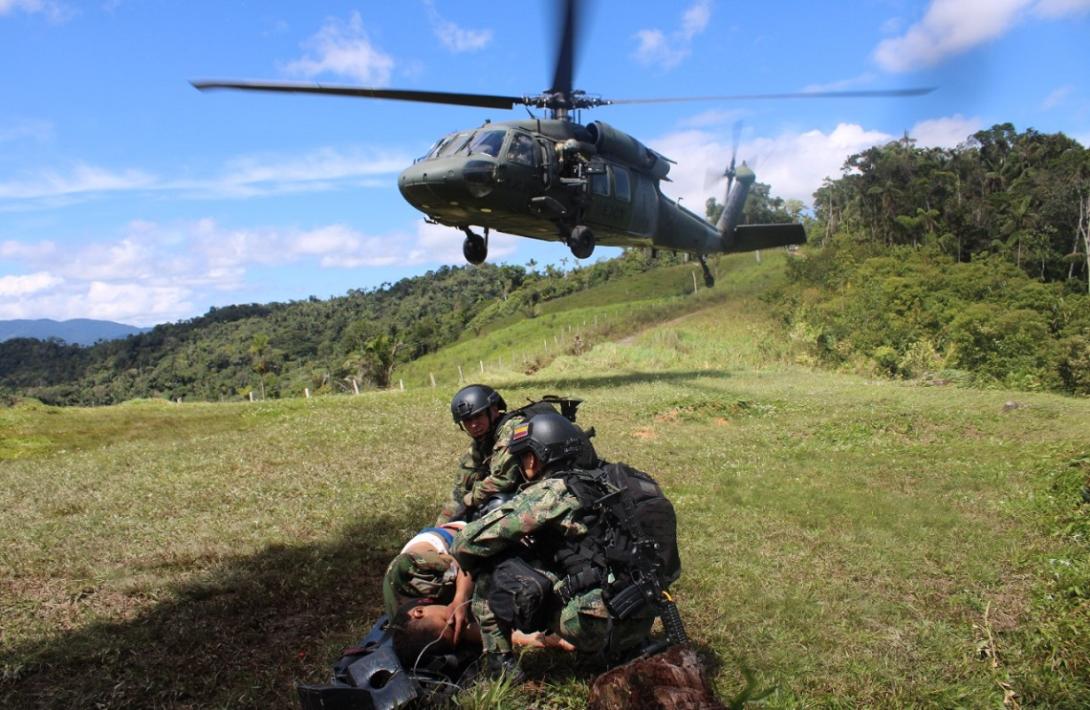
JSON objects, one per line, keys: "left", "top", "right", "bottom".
{"left": 474, "top": 561, "right": 654, "bottom": 658}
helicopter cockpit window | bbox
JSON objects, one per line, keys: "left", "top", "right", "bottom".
{"left": 506, "top": 133, "right": 536, "bottom": 165}
{"left": 468, "top": 130, "right": 507, "bottom": 158}
{"left": 435, "top": 132, "right": 473, "bottom": 159}
{"left": 419, "top": 138, "right": 444, "bottom": 162}
{"left": 613, "top": 167, "right": 631, "bottom": 202}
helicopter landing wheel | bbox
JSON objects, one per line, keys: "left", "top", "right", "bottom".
{"left": 568, "top": 225, "right": 595, "bottom": 259}
{"left": 462, "top": 228, "right": 488, "bottom": 265}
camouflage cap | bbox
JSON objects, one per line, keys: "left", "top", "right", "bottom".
{"left": 381, "top": 549, "right": 456, "bottom": 619}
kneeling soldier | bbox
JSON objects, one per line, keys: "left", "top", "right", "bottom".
{"left": 451, "top": 414, "right": 684, "bottom": 679}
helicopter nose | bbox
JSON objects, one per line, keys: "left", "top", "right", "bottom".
{"left": 398, "top": 158, "right": 495, "bottom": 211}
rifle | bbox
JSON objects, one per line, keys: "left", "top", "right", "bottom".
{"left": 592, "top": 484, "right": 689, "bottom": 652}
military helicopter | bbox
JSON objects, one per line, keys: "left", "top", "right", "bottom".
{"left": 193, "top": 1, "right": 931, "bottom": 287}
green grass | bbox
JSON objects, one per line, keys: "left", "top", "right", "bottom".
{"left": 2, "top": 254, "right": 1088, "bottom": 708}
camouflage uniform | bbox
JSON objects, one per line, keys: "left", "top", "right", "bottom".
{"left": 436, "top": 413, "right": 528, "bottom": 525}
{"left": 381, "top": 549, "right": 457, "bottom": 619}
{"left": 452, "top": 477, "right": 655, "bottom": 657}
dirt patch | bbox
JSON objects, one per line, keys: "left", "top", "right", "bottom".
{"left": 633, "top": 428, "right": 658, "bottom": 440}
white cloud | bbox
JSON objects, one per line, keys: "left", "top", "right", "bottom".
{"left": 0, "top": 118, "right": 53, "bottom": 143}
{"left": 1034, "top": 0, "right": 1090, "bottom": 17}
{"left": 874, "top": 0, "right": 1032, "bottom": 73}
{"left": 1042, "top": 84, "right": 1074, "bottom": 110}
{"left": 0, "top": 0, "right": 72, "bottom": 22}
{"left": 678, "top": 108, "right": 748, "bottom": 129}
{"left": 652, "top": 114, "right": 983, "bottom": 208}
{"left": 0, "top": 215, "right": 526, "bottom": 324}
{"left": 422, "top": 0, "right": 492, "bottom": 53}
{"left": 909, "top": 114, "right": 982, "bottom": 147}
{"left": 0, "top": 164, "right": 155, "bottom": 201}
{"left": 680, "top": 0, "right": 712, "bottom": 39}
{"left": 283, "top": 12, "right": 394, "bottom": 85}
{"left": 201, "top": 146, "right": 409, "bottom": 198}
{"left": 0, "top": 146, "right": 409, "bottom": 208}
{"left": 0, "top": 271, "right": 62, "bottom": 297}
{"left": 1, "top": 239, "right": 56, "bottom": 259}
{"left": 875, "top": 0, "right": 1090, "bottom": 73}
{"left": 633, "top": 0, "right": 712, "bottom": 70}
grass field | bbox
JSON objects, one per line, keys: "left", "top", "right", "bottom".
{"left": 2, "top": 254, "right": 1088, "bottom": 708}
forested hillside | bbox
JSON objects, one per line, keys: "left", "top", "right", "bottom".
{"left": 776, "top": 123, "right": 1090, "bottom": 393}
{"left": 0, "top": 252, "right": 685, "bottom": 405}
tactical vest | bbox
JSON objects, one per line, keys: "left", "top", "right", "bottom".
{"left": 549, "top": 462, "right": 681, "bottom": 602}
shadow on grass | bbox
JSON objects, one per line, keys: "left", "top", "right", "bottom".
{"left": 0, "top": 515, "right": 411, "bottom": 709}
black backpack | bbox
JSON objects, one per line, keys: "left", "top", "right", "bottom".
{"left": 562, "top": 462, "right": 681, "bottom": 591}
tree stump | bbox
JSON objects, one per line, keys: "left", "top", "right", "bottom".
{"left": 588, "top": 645, "right": 724, "bottom": 710}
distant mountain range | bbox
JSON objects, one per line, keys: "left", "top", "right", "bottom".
{"left": 0, "top": 319, "right": 150, "bottom": 346}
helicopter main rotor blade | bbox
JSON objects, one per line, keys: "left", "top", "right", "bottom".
{"left": 605, "top": 87, "right": 935, "bottom": 105}
{"left": 549, "top": 0, "right": 580, "bottom": 99}
{"left": 191, "top": 80, "right": 524, "bottom": 110}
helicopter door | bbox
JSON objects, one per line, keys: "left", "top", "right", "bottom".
{"left": 503, "top": 131, "right": 540, "bottom": 197}
{"left": 584, "top": 161, "right": 627, "bottom": 231}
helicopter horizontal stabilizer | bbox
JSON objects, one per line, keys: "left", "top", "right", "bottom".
{"left": 725, "top": 224, "right": 807, "bottom": 253}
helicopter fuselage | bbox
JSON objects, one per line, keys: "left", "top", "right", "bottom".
{"left": 397, "top": 118, "right": 724, "bottom": 256}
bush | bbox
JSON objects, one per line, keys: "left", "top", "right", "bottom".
{"left": 782, "top": 246, "right": 1090, "bottom": 394}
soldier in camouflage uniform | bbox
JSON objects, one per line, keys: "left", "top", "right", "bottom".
{"left": 452, "top": 414, "right": 661, "bottom": 677}
{"left": 436, "top": 384, "right": 528, "bottom": 525}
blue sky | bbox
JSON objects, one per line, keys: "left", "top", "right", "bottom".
{"left": 2, "top": 0, "right": 1089, "bottom": 326}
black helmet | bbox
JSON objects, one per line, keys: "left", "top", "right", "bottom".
{"left": 450, "top": 384, "right": 507, "bottom": 423}
{"left": 507, "top": 413, "right": 597, "bottom": 470}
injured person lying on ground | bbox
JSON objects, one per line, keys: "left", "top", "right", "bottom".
{"left": 298, "top": 405, "right": 696, "bottom": 710}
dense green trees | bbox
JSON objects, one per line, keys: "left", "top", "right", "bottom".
{"left": 812, "top": 124, "right": 1090, "bottom": 286}
{"left": 782, "top": 124, "right": 1090, "bottom": 393}
{"left": 0, "top": 254, "right": 669, "bottom": 405}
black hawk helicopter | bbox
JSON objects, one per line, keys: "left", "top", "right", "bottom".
{"left": 193, "top": 1, "right": 931, "bottom": 288}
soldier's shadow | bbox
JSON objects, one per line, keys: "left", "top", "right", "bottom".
{"left": 1, "top": 515, "right": 415, "bottom": 709}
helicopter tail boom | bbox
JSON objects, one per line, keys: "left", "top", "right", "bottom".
{"left": 713, "top": 162, "right": 806, "bottom": 253}
{"left": 723, "top": 224, "right": 807, "bottom": 253}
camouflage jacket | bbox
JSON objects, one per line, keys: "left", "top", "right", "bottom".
{"left": 451, "top": 476, "right": 589, "bottom": 573}
{"left": 436, "top": 412, "right": 528, "bottom": 525}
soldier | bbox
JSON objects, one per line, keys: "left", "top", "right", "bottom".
{"left": 437, "top": 384, "right": 528, "bottom": 524}
{"left": 381, "top": 520, "right": 473, "bottom": 644}
{"left": 451, "top": 414, "right": 681, "bottom": 679}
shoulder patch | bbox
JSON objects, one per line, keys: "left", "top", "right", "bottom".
{"left": 511, "top": 422, "right": 531, "bottom": 444}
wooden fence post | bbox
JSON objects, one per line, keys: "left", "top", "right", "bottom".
{"left": 305, "top": 387, "right": 310, "bottom": 399}
{"left": 352, "top": 378, "right": 359, "bottom": 395}
{"left": 458, "top": 365, "right": 464, "bottom": 383}
{"left": 249, "top": 391, "right": 254, "bottom": 402}
{"left": 430, "top": 372, "right": 436, "bottom": 388}
{"left": 399, "top": 379, "right": 404, "bottom": 391}
{"left": 479, "top": 360, "right": 484, "bottom": 373}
